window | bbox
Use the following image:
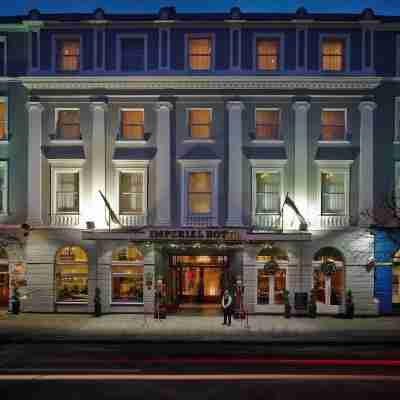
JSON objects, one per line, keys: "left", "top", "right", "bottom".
{"left": 395, "top": 162, "right": 400, "bottom": 209}
{"left": 188, "top": 37, "right": 212, "bottom": 71}
{"left": 120, "top": 110, "right": 144, "bottom": 140}
{"left": 189, "top": 109, "right": 212, "bottom": 139}
{"left": 119, "top": 172, "right": 144, "bottom": 214}
{"left": 321, "top": 172, "right": 345, "bottom": 215}
{"left": 0, "top": 161, "right": 7, "bottom": 214}
{"left": 395, "top": 98, "right": 400, "bottom": 142}
{"left": 256, "top": 172, "right": 281, "bottom": 214}
{"left": 0, "top": 36, "right": 7, "bottom": 76}
{"left": 55, "top": 109, "right": 80, "bottom": 140}
{"left": 56, "top": 39, "right": 80, "bottom": 72}
{"left": 120, "top": 37, "right": 146, "bottom": 71}
{"left": 257, "top": 270, "right": 286, "bottom": 305}
{"left": 188, "top": 172, "right": 212, "bottom": 214}
{"left": 55, "top": 246, "right": 88, "bottom": 303}
{"left": 256, "top": 38, "right": 280, "bottom": 71}
{"left": 55, "top": 172, "right": 79, "bottom": 213}
{"left": 321, "top": 38, "right": 345, "bottom": 72}
{"left": 0, "top": 100, "right": 7, "bottom": 140}
{"left": 321, "top": 109, "right": 347, "bottom": 141}
{"left": 255, "top": 109, "right": 280, "bottom": 140}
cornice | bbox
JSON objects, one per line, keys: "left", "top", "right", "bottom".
{"left": 21, "top": 76, "right": 383, "bottom": 91}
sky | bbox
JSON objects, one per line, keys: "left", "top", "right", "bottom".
{"left": 0, "top": 0, "right": 399, "bottom": 16}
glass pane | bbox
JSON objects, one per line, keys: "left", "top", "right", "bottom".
{"left": 256, "top": 172, "right": 280, "bottom": 213}
{"left": 321, "top": 110, "right": 345, "bottom": 140}
{"left": 322, "top": 40, "right": 344, "bottom": 71}
{"left": 56, "top": 173, "right": 79, "bottom": 213}
{"left": 190, "top": 109, "right": 211, "bottom": 124}
{"left": 256, "top": 39, "right": 280, "bottom": 70}
{"left": 393, "top": 268, "right": 400, "bottom": 304}
{"left": 56, "top": 264, "right": 88, "bottom": 303}
{"left": 255, "top": 110, "right": 280, "bottom": 139}
{"left": 122, "top": 110, "right": 144, "bottom": 124}
{"left": 112, "top": 266, "right": 143, "bottom": 303}
{"left": 113, "top": 246, "right": 144, "bottom": 262}
{"left": 274, "top": 269, "right": 286, "bottom": 304}
{"left": 122, "top": 125, "right": 144, "bottom": 140}
{"left": 59, "top": 40, "right": 80, "bottom": 71}
{"left": 189, "top": 38, "right": 211, "bottom": 70}
{"left": 189, "top": 193, "right": 211, "bottom": 214}
{"left": 0, "top": 103, "right": 5, "bottom": 140}
{"left": 119, "top": 173, "right": 144, "bottom": 213}
{"left": 203, "top": 268, "right": 221, "bottom": 297}
{"left": 331, "top": 269, "right": 343, "bottom": 305}
{"left": 181, "top": 267, "right": 201, "bottom": 296}
{"left": 321, "top": 173, "right": 345, "bottom": 214}
{"left": 314, "top": 270, "right": 326, "bottom": 303}
{"left": 189, "top": 172, "right": 211, "bottom": 193}
{"left": 257, "top": 270, "right": 269, "bottom": 304}
{"left": 190, "top": 125, "right": 210, "bottom": 138}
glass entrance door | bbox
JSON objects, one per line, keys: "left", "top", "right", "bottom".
{"left": 0, "top": 265, "right": 9, "bottom": 307}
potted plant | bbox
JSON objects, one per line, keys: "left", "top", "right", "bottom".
{"left": 94, "top": 287, "right": 102, "bottom": 317}
{"left": 345, "top": 289, "right": 354, "bottom": 319}
{"left": 11, "top": 287, "right": 20, "bottom": 315}
{"left": 307, "top": 289, "right": 317, "bottom": 318}
{"left": 283, "top": 289, "right": 291, "bottom": 318}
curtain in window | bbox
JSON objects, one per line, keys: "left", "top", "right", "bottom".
{"left": 256, "top": 172, "right": 280, "bottom": 213}
{"left": 321, "top": 173, "right": 345, "bottom": 214}
{"left": 57, "top": 110, "right": 80, "bottom": 139}
{"left": 188, "top": 172, "right": 212, "bottom": 214}
{"left": 58, "top": 40, "right": 80, "bottom": 71}
{"left": 322, "top": 39, "right": 344, "bottom": 71}
{"left": 321, "top": 110, "right": 345, "bottom": 141}
{"left": 56, "top": 173, "right": 79, "bottom": 213}
{"left": 189, "top": 38, "right": 211, "bottom": 70}
{"left": 119, "top": 173, "right": 144, "bottom": 214}
{"left": 121, "top": 38, "right": 145, "bottom": 71}
{"left": 121, "top": 110, "right": 144, "bottom": 140}
{"left": 256, "top": 39, "right": 280, "bottom": 70}
{"left": 255, "top": 110, "right": 280, "bottom": 139}
{"left": 189, "top": 109, "right": 211, "bottom": 138}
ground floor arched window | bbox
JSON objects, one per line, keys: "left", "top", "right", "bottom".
{"left": 55, "top": 246, "right": 88, "bottom": 303}
{"left": 0, "top": 247, "right": 9, "bottom": 307}
{"left": 111, "top": 245, "right": 144, "bottom": 304}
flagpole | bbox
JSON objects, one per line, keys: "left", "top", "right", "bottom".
{"left": 281, "top": 193, "right": 288, "bottom": 233}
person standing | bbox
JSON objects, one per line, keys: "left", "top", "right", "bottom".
{"left": 222, "top": 289, "right": 233, "bottom": 326}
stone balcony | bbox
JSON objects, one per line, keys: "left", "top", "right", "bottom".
{"left": 119, "top": 214, "right": 147, "bottom": 227}
{"left": 50, "top": 214, "right": 80, "bottom": 227}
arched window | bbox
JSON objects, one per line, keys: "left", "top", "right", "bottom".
{"left": 55, "top": 246, "right": 88, "bottom": 303}
{"left": 0, "top": 247, "right": 8, "bottom": 307}
{"left": 256, "top": 246, "right": 288, "bottom": 305}
{"left": 313, "top": 247, "right": 344, "bottom": 306}
{"left": 392, "top": 250, "right": 400, "bottom": 307}
{"left": 111, "top": 245, "right": 144, "bottom": 304}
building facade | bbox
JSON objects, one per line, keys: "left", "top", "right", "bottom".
{"left": 1, "top": 6, "right": 400, "bottom": 315}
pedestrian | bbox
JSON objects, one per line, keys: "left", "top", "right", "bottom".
{"left": 222, "top": 289, "right": 233, "bottom": 326}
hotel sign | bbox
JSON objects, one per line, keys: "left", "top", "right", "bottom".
{"left": 148, "top": 229, "right": 243, "bottom": 241}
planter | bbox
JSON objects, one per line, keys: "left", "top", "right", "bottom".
{"left": 284, "top": 304, "right": 291, "bottom": 318}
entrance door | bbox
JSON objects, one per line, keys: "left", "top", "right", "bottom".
{"left": 0, "top": 265, "right": 9, "bottom": 307}
{"left": 393, "top": 266, "right": 400, "bottom": 312}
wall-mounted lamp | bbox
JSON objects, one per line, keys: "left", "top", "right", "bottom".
{"left": 86, "top": 221, "right": 95, "bottom": 230}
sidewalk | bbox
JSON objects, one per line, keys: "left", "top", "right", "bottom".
{"left": 1, "top": 313, "right": 400, "bottom": 343}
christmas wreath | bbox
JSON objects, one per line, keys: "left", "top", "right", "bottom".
{"left": 263, "top": 259, "right": 279, "bottom": 275}
{"left": 320, "top": 259, "right": 337, "bottom": 276}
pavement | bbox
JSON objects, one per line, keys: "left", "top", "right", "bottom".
{"left": 1, "top": 313, "right": 400, "bottom": 343}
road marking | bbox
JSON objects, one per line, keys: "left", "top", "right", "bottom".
{"left": 0, "top": 374, "right": 400, "bottom": 381}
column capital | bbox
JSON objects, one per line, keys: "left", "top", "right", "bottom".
{"left": 358, "top": 101, "right": 377, "bottom": 112}
{"left": 226, "top": 101, "right": 245, "bottom": 112}
{"left": 154, "top": 101, "right": 173, "bottom": 112}
{"left": 25, "top": 101, "right": 44, "bottom": 113}
{"left": 90, "top": 101, "right": 108, "bottom": 113}
{"left": 292, "top": 101, "right": 310, "bottom": 113}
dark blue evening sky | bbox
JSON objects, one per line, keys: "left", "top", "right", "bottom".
{"left": 0, "top": 0, "right": 399, "bottom": 16}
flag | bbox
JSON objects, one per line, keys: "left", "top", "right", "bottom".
{"left": 281, "top": 193, "right": 308, "bottom": 230}
{"left": 98, "top": 190, "right": 123, "bottom": 227}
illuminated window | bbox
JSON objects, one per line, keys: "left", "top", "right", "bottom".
{"left": 321, "top": 38, "right": 345, "bottom": 72}
{"left": 256, "top": 172, "right": 281, "bottom": 214}
{"left": 0, "top": 101, "right": 7, "bottom": 140}
{"left": 321, "top": 173, "right": 345, "bottom": 215}
{"left": 56, "top": 109, "right": 80, "bottom": 140}
{"left": 55, "top": 246, "right": 88, "bottom": 303}
{"left": 56, "top": 172, "right": 79, "bottom": 213}
{"left": 189, "top": 37, "right": 212, "bottom": 71}
{"left": 256, "top": 38, "right": 280, "bottom": 71}
{"left": 189, "top": 109, "right": 212, "bottom": 139}
{"left": 112, "top": 265, "right": 144, "bottom": 304}
{"left": 57, "top": 39, "right": 80, "bottom": 71}
{"left": 0, "top": 161, "right": 7, "bottom": 214}
{"left": 188, "top": 172, "right": 212, "bottom": 214}
{"left": 255, "top": 109, "right": 280, "bottom": 140}
{"left": 321, "top": 109, "right": 346, "bottom": 141}
{"left": 119, "top": 172, "right": 144, "bottom": 214}
{"left": 257, "top": 269, "right": 286, "bottom": 305}
{"left": 120, "top": 110, "right": 144, "bottom": 140}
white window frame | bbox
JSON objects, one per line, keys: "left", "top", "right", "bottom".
{"left": 116, "top": 34, "right": 148, "bottom": 72}
{"left": 185, "top": 33, "right": 215, "bottom": 72}
{"left": 395, "top": 162, "right": 400, "bottom": 209}
{"left": 51, "top": 167, "right": 83, "bottom": 216}
{"left": 319, "top": 33, "right": 350, "bottom": 73}
{"left": 0, "top": 160, "right": 8, "bottom": 215}
{"left": 395, "top": 98, "right": 400, "bottom": 143}
{"left": 0, "top": 97, "right": 9, "bottom": 142}
{"left": 158, "top": 28, "right": 171, "bottom": 70}
{"left": 186, "top": 107, "right": 213, "bottom": 141}
{"left": 117, "top": 108, "right": 146, "bottom": 143}
{"left": 179, "top": 160, "right": 220, "bottom": 226}
{"left": 315, "top": 161, "right": 352, "bottom": 218}
{"left": 319, "top": 108, "right": 349, "bottom": 143}
{"left": 255, "top": 261, "right": 288, "bottom": 306}
{"left": 0, "top": 36, "right": 7, "bottom": 76}
{"left": 52, "top": 35, "right": 82, "bottom": 73}
{"left": 253, "top": 107, "right": 282, "bottom": 143}
{"left": 253, "top": 33, "right": 285, "bottom": 73}
{"left": 53, "top": 108, "right": 81, "bottom": 143}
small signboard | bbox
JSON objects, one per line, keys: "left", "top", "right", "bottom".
{"left": 294, "top": 292, "right": 308, "bottom": 310}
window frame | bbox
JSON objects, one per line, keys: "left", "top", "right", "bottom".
{"left": 185, "top": 33, "right": 215, "bottom": 72}
{"left": 53, "top": 108, "right": 81, "bottom": 142}
{"left": 118, "top": 108, "right": 146, "bottom": 142}
{"left": 117, "top": 168, "right": 147, "bottom": 216}
{"left": 319, "top": 34, "right": 350, "bottom": 73}
{"left": 394, "top": 98, "right": 400, "bottom": 143}
{"left": 0, "top": 36, "right": 7, "bottom": 76}
{"left": 187, "top": 107, "right": 213, "bottom": 140}
{"left": 0, "top": 97, "right": 9, "bottom": 142}
{"left": 0, "top": 160, "right": 8, "bottom": 215}
{"left": 52, "top": 35, "right": 82, "bottom": 73}
{"left": 110, "top": 263, "right": 144, "bottom": 306}
{"left": 319, "top": 108, "right": 349, "bottom": 143}
{"left": 254, "top": 107, "right": 282, "bottom": 141}
{"left": 253, "top": 34, "right": 284, "bottom": 73}
{"left": 395, "top": 162, "right": 400, "bottom": 209}
{"left": 116, "top": 33, "right": 148, "bottom": 72}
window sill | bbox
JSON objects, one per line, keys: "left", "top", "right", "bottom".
{"left": 111, "top": 302, "right": 144, "bottom": 306}
{"left": 318, "top": 141, "right": 351, "bottom": 146}
{"left": 115, "top": 140, "right": 147, "bottom": 146}
{"left": 56, "top": 302, "right": 88, "bottom": 305}
{"left": 0, "top": 140, "right": 9, "bottom": 145}
{"left": 49, "top": 139, "right": 83, "bottom": 145}
{"left": 183, "top": 138, "right": 215, "bottom": 144}
{"left": 251, "top": 140, "right": 284, "bottom": 145}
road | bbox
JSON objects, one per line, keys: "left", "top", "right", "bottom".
{"left": 0, "top": 343, "right": 399, "bottom": 399}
